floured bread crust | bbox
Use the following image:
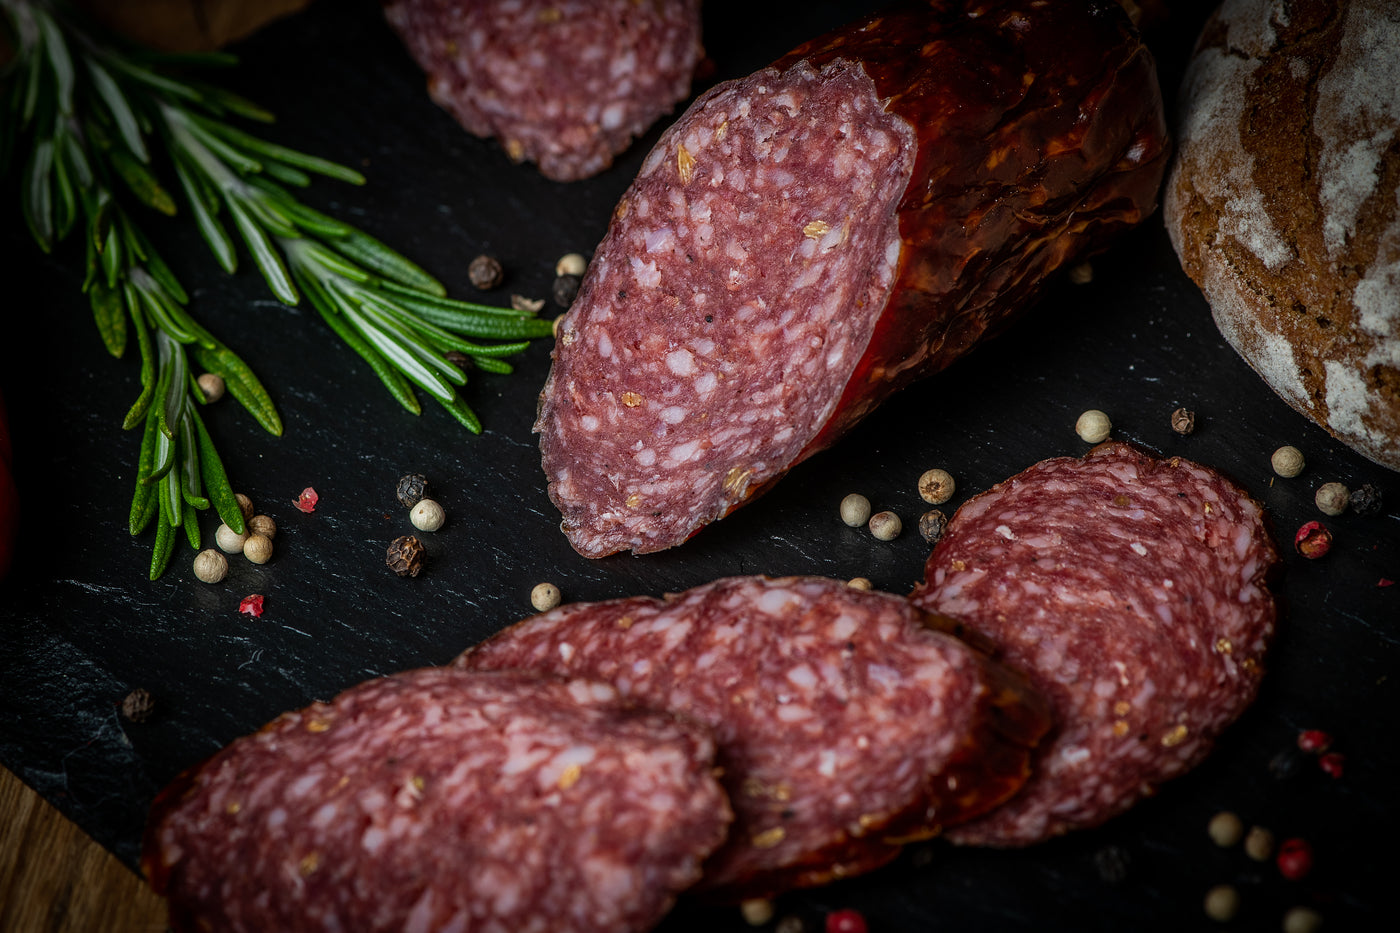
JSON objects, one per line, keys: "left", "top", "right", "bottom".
{"left": 1165, "top": 0, "right": 1400, "bottom": 471}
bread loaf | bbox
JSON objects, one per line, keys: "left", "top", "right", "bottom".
{"left": 1165, "top": 0, "right": 1400, "bottom": 471}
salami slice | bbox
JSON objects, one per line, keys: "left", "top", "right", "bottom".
{"left": 910, "top": 443, "right": 1279, "bottom": 846}
{"left": 384, "top": 0, "right": 705, "bottom": 182}
{"left": 144, "top": 668, "right": 731, "bottom": 933}
{"left": 538, "top": 0, "right": 1169, "bottom": 556}
{"left": 456, "top": 575, "right": 1051, "bottom": 899}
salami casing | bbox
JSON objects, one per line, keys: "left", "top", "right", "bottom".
{"left": 384, "top": 0, "right": 705, "bottom": 182}
{"left": 910, "top": 443, "right": 1278, "bottom": 846}
{"left": 144, "top": 668, "right": 731, "bottom": 933}
{"left": 456, "top": 575, "right": 1051, "bottom": 899}
{"left": 538, "top": 0, "right": 1169, "bottom": 556}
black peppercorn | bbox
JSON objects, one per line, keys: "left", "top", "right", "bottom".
{"left": 444, "top": 351, "right": 471, "bottom": 374}
{"left": 1268, "top": 747, "right": 1305, "bottom": 781}
{"left": 552, "top": 273, "right": 582, "bottom": 308}
{"left": 1171, "top": 407, "right": 1196, "bottom": 435}
{"left": 386, "top": 535, "right": 426, "bottom": 577}
{"left": 1093, "top": 844, "right": 1131, "bottom": 884}
{"left": 1350, "top": 482, "right": 1383, "bottom": 516}
{"left": 396, "top": 473, "right": 429, "bottom": 508}
{"left": 918, "top": 509, "right": 949, "bottom": 545}
{"left": 468, "top": 254, "right": 504, "bottom": 290}
{"left": 121, "top": 687, "right": 155, "bottom": 723}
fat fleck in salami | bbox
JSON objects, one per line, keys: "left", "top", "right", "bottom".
{"left": 538, "top": 0, "right": 1169, "bottom": 556}
{"left": 144, "top": 668, "right": 731, "bottom": 933}
{"left": 456, "top": 575, "right": 1051, "bottom": 899}
{"left": 910, "top": 443, "right": 1279, "bottom": 846}
{"left": 384, "top": 0, "right": 705, "bottom": 182}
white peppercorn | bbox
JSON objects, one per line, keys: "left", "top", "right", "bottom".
{"left": 555, "top": 252, "right": 588, "bottom": 277}
{"left": 243, "top": 533, "right": 274, "bottom": 565}
{"left": 197, "top": 372, "right": 225, "bottom": 402}
{"left": 869, "top": 510, "right": 902, "bottom": 541}
{"left": 1171, "top": 407, "right": 1196, "bottom": 435}
{"left": 248, "top": 514, "right": 277, "bottom": 539}
{"left": 846, "top": 577, "right": 873, "bottom": 590}
{"left": 215, "top": 522, "right": 249, "bottom": 554}
{"left": 1282, "top": 906, "right": 1324, "bottom": 933}
{"left": 531, "top": 582, "right": 561, "bottom": 612}
{"left": 235, "top": 493, "right": 255, "bottom": 521}
{"left": 410, "top": 498, "right": 446, "bottom": 532}
{"left": 1076, "top": 409, "right": 1112, "bottom": 443}
{"left": 839, "top": 493, "right": 871, "bottom": 528}
{"left": 1204, "top": 884, "right": 1240, "bottom": 922}
{"left": 1244, "top": 825, "right": 1275, "bottom": 861}
{"left": 1271, "top": 446, "right": 1305, "bottom": 478}
{"left": 740, "top": 899, "right": 774, "bottom": 926}
{"left": 1314, "top": 482, "right": 1349, "bottom": 516}
{"left": 918, "top": 468, "right": 955, "bottom": 504}
{"left": 193, "top": 549, "right": 228, "bottom": 584}
{"left": 1207, "top": 810, "right": 1244, "bottom": 847}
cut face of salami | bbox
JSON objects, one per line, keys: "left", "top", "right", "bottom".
{"left": 144, "top": 668, "right": 731, "bottom": 933}
{"left": 457, "top": 575, "right": 1051, "bottom": 899}
{"left": 538, "top": 0, "right": 1169, "bottom": 557}
{"left": 383, "top": 0, "right": 705, "bottom": 182}
{"left": 910, "top": 443, "right": 1279, "bottom": 846}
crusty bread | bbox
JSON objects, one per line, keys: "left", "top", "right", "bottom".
{"left": 1165, "top": 0, "right": 1400, "bottom": 471}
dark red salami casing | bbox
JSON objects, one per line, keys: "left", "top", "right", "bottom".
{"left": 538, "top": 0, "right": 1169, "bottom": 557}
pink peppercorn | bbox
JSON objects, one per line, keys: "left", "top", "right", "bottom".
{"left": 295, "top": 486, "right": 319, "bottom": 513}
{"left": 1293, "top": 521, "right": 1332, "bottom": 559}
{"left": 826, "top": 909, "right": 868, "bottom": 933}
{"left": 1297, "top": 730, "right": 1333, "bottom": 753}
{"left": 1318, "top": 752, "right": 1345, "bottom": 779}
{"left": 238, "top": 594, "right": 265, "bottom": 617}
{"left": 1277, "top": 838, "right": 1313, "bottom": 881}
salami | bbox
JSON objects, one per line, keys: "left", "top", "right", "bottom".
{"left": 910, "top": 443, "right": 1279, "bottom": 846}
{"left": 144, "top": 668, "right": 731, "bottom": 933}
{"left": 383, "top": 0, "right": 705, "bottom": 182}
{"left": 456, "top": 575, "right": 1051, "bottom": 899}
{"left": 538, "top": 0, "right": 1169, "bottom": 557}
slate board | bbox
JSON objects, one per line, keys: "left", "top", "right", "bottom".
{"left": 1, "top": 1, "right": 1395, "bottom": 930}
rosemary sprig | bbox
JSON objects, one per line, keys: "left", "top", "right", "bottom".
{"left": 2, "top": 0, "right": 552, "bottom": 576}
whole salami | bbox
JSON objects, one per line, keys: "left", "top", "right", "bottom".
{"left": 457, "top": 575, "right": 1051, "bottom": 899}
{"left": 538, "top": 0, "right": 1169, "bottom": 557}
{"left": 910, "top": 443, "right": 1278, "bottom": 846}
{"left": 384, "top": 0, "right": 705, "bottom": 182}
{"left": 144, "top": 668, "right": 731, "bottom": 933}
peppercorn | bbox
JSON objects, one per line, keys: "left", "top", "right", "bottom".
{"left": 1093, "top": 844, "right": 1131, "bottom": 884}
{"left": 917, "top": 468, "right": 955, "bottom": 504}
{"left": 121, "top": 687, "right": 155, "bottom": 723}
{"left": 444, "top": 350, "right": 471, "bottom": 374}
{"left": 1244, "top": 826, "right": 1275, "bottom": 861}
{"left": 239, "top": 593, "right": 265, "bottom": 617}
{"left": 869, "top": 510, "right": 902, "bottom": 541}
{"left": 1272, "top": 445, "right": 1305, "bottom": 478}
{"left": 215, "top": 522, "right": 249, "bottom": 555}
{"left": 839, "top": 493, "right": 871, "bottom": 528}
{"left": 825, "top": 909, "right": 867, "bottom": 933}
{"left": 410, "top": 498, "right": 446, "bottom": 533}
{"left": 1318, "top": 751, "right": 1344, "bottom": 778}
{"left": 555, "top": 252, "right": 588, "bottom": 277}
{"left": 1171, "top": 406, "right": 1196, "bottom": 435}
{"left": 235, "top": 493, "right": 255, "bottom": 521}
{"left": 193, "top": 549, "right": 228, "bottom": 584}
{"left": 248, "top": 514, "right": 277, "bottom": 540}
{"left": 918, "top": 509, "right": 949, "bottom": 545}
{"left": 1282, "top": 906, "right": 1324, "bottom": 933}
{"left": 1076, "top": 409, "right": 1112, "bottom": 443}
{"left": 1277, "top": 838, "right": 1313, "bottom": 881}
{"left": 847, "top": 577, "right": 872, "bottom": 590}
{"left": 197, "top": 372, "right": 226, "bottom": 403}
{"left": 387, "top": 535, "right": 425, "bottom": 577}
{"left": 295, "top": 486, "right": 319, "bottom": 513}
{"left": 531, "top": 582, "right": 562, "bottom": 612}
{"left": 1268, "top": 748, "right": 1305, "bottom": 781}
{"left": 243, "top": 533, "right": 274, "bottom": 565}
{"left": 1204, "top": 884, "right": 1241, "bottom": 922}
{"left": 396, "top": 473, "right": 429, "bottom": 509}
{"left": 1294, "top": 521, "right": 1332, "bottom": 559}
{"left": 1349, "top": 482, "right": 1382, "bottom": 516}
{"left": 774, "top": 917, "right": 807, "bottom": 933}
{"left": 1296, "top": 730, "right": 1332, "bottom": 753}
{"left": 740, "top": 899, "right": 775, "bottom": 926}
{"left": 1208, "top": 810, "right": 1245, "bottom": 847}
{"left": 468, "top": 254, "right": 504, "bottom": 290}
{"left": 1314, "top": 482, "right": 1349, "bottom": 516}
{"left": 552, "top": 273, "right": 582, "bottom": 308}
{"left": 511, "top": 294, "right": 546, "bottom": 313}
{"left": 1068, "top": 261, "right": 1094, "bottom": 285}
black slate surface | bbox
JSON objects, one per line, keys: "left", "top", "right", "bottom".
{"left": 1, "top": 1, "right": 1395, "bottom": 930}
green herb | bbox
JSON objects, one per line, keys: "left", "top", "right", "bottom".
{"left": 2, "top": 0, "right": 551, "bottom": 577}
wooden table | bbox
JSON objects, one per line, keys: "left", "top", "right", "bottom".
{"left": 0, "top": 767, "right": 167, "bottom": 933}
